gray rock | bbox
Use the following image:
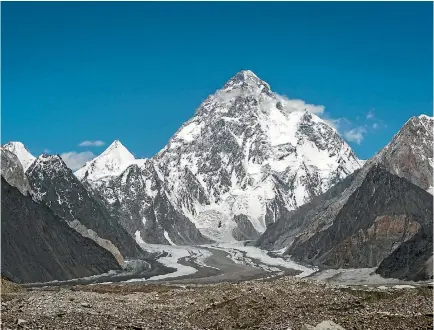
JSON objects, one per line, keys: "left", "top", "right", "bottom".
{"left": 256, "top": 115, "right": 434, "bottom": 281}
{"left": 303, "top": 321, "right": 346, "bottom": 330}
{"left": 0, "top": 148, "right": 31, "bottom": 195}
{"left": 25, "top": 154, "right": 148, "bottom": 261}
{"left": 17, "top": 319, "right": 27, "bottom": 326}
{"left": 1, "top": 177, "right": 121, "bottom": 284}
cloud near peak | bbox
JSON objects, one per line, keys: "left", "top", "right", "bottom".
{"left": 343, "top": 127, "right": 367, "bottom": 144}
{"left": 79, "top": 140, "right": 105, "bottom": 147}
{"left": 60, "top": 151, "right": 95, "bottom": 170}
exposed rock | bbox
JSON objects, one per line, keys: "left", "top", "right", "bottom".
{"left": 1, "top": 177, "right": 121, "bottom": 283}
{"left": 373, "top": 114, "right": 433, "bottom": 193}
{"left": 17, "top": 319, "right": 27, "bottom": 326}
{"left": 0, "top": 148, "right": 31, "bottom": 195}
{"left": 25, "top": 154, "right": 147, "bottom": 262}
{"left": 303, "top": 320, "right": 346, "bottom": 329}
{"left": 256, "top": 115, "right": 433, "bottom": 281}
{"left": 288, "top": 167, "right": 432, "bottom": 278}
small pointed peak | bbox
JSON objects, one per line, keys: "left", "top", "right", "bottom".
{"left": 228, "top": 69, "right": 261, "bottom": 83}
{"left": 102, "top": 140, "right": 132, "bottom": 156}
{"left": 2, "top": 141, "right": 36, "bottom": 170}
{"left": 75, "top": 139, "right": 136, "bottom": 181}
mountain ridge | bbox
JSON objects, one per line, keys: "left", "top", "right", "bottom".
{"left": 74, "top": 70, "right": 363, "bottom": 243}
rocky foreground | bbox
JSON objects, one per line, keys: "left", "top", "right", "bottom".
{"left": 1, "top": 277, "right": 433, "bottom": 330}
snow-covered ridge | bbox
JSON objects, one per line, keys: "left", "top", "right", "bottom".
{"left": 2, "top": 141, "right": 36, "bottom": 170}
{"left": 74, "top": 70, "right": 363, "bottom": 243}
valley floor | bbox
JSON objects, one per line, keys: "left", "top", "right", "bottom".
{"left": 1, "top": 276, "right": 432, "bottom": 330}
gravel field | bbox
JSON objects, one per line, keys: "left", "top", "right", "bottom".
{"left": 1, "top": 276, "right": 432, "bottom": 330}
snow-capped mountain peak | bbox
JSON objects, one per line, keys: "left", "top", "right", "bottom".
{"left": 223, "top": 70, "right": 270, "bottom": 90}
{"left": 77, "top": 71, "right": 363, "bottom": 243}
{"left": 2, "top": 141, "right": 36, "bottom": 170}
{"left": 75, "top": 140, "right": 137, "bottom": 182}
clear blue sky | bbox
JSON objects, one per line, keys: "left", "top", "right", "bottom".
{"left": 2, "top": 1, "right": 432, "bottom": 164}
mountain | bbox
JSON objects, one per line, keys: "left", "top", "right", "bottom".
{"left": 1, "top": 147, "right": 31, "bottom": 195}
{"left": 25, "top": 154, "right": 148, "bottom": 264}
{"left": 256, "top": 114, "right": 434, "bottom": 280}
{"left": 372, "top": 114, "right": 433, "bottom": 193}
{"left": 2, "top": 141, "right": 36, "bottom": 170}
{"left": 75, "top": 140, "right": 140, "bottom": 183}
{"left": 77, "top": 70, "right": 362, "bottom": 242}
{"left": 1, "top": 177, "right": 121, "bottom": 283}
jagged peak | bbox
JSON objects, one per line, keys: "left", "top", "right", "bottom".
{"left": 2, "top": 141, "right": 36, "bottom": 170}
{"left": 26, "top": 154, "right": 70, "bottom": 177}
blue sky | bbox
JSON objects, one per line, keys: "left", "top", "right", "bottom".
{"left": 2, "top": 2, "right": 432, "bottom": 168}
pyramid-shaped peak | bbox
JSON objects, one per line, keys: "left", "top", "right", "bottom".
{"left": 228, "top": 69, "right": 261, "bottom": 82}
{"left": 75, "top": 140, "right": 136, "bottom": 181}
{"left": 224, "top": 69, "right": 270, "bottom": 90}
{"left": 236, "top": 69, "right": 259, "bottom": 79}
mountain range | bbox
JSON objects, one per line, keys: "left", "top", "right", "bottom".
{"left": 2, "top": 70, "right": 432, "bottom": 283}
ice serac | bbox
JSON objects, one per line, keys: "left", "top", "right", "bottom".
{"left": 2, "top": 141, "right": 36, "bottom": 170}
{"left": 256, "top": 114, "right": 434, "bottom": 280}
{"left": 1, "top": 177, "right": 121, "bottom": 284}
{"left": 152, "top": 70, "right": 362, "bottom": 241}
{"left": 26, "top": 154, "right": 148, "bottom": 265}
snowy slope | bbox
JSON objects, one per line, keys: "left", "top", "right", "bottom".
{"left": 152, "top": 70, "right": 362, "bottom": 240}
{"left": 76, "top": 70, "right": 363, "bottom": 243}
{"left": 75, "top": 140, "right": 139, "bottom": 182}
{"left": 2, "top": 141, "right": 36, "bottom": 170}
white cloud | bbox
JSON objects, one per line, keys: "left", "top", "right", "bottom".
{"left": 79, "top": 140, "right": 105, "bottom": 147}
{"left": 43, "top": 148, "right": 51, "bottom": 154}
{"left": 60, "top": 151, "right": 95, "bottom": 170}
{"left": 344, "top": 127, "right": 367, "bottom": 144}
{"left": 276, "top": 95, "right": 325, "bottom": 115}
{"left": 372, "top": 123, "right": 379, "bottom": 129}
{"left": 366, "top": 109, "right": 375, "bottom": 120}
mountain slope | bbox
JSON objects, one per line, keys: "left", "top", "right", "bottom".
{"left": 373, "top": 114, "right": 433, "bottom": 193}
{"left": 286, "top": 166, "right": 432, "bottom": 268}
{"left": 1, "top": 148, "right": 31, "bottom": 195}
{"left": 1, "top": 177, "right": 121, "bottom": 283}
{"left": 87, "top": 160, "right": 212, "bottom": 245}
{"left": 2, "top": 141, "right": 36, "bottom": 170}
{"left": 26, "top": 154, "right": 148, "bottom": 264}
{"left": 256, "top": 114, "right": 434, "bottom": 280}
{"left": 77, "top": 70, "right": 362, "bottom": 242}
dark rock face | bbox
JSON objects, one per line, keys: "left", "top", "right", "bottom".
{"left": 232, "top": 215, "right": 260, "bottom": 241}
{"left": 1, "top": 177, "right": 121, "bottom": 283}
{"left": 286, "top": 166, "right": 432, "bottom": 273}
{"left": 256, "top": 115, "right": 433, "bottom": 280}
{"left": 376, "top": 225, "right": 433, "bottom": 281}
{"left": 25, "top": 155, "right": 147, "bottom": 263}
